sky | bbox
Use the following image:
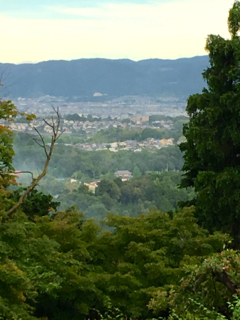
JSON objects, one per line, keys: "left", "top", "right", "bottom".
{"left": 0, "top": 0, "right": 235, "bottom": 63}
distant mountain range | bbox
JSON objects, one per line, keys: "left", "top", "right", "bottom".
{"left": 0, "top": 56, "right": 209, "bottom": 100}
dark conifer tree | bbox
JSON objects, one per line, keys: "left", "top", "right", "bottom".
{"left": 180, "top": 1, "right": 240, "bottom": 242}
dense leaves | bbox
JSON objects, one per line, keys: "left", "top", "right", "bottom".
{"left": 58, "top": 172, "right": 195, "bottom": 220}
{"left": 0, "top": 202, "right": 230, "bottom": 319}
{"left": 180, "top": 0, "right": 240, "bottom": 243}
{"left": 10, "top": 188, "right": 60, "bottom": 220}
{"left": 0, "top": 101, "right": 17, "bottom": 175}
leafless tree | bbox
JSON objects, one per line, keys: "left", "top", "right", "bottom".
{"left": 7, "top": 106, "right": 64, "bottom": 217}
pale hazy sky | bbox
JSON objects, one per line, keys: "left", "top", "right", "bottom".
{"left": 0, "top": 0, "right": 234, "bottom": 63}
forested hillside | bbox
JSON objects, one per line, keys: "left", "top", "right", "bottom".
{"left": 13, "top": 133, "right": 184, "bottom": 180}
{"left": 13, "top": 132, "right": 192, "bottom": 219}
{"left": 0, "top": 56, "right": 208, "bottom": 99}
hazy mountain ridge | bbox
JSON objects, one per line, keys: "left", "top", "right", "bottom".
{"left": 0, "top": 56, "right": 209, "bottom": 99}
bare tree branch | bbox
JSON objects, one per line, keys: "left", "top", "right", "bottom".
{"left": 43, "top": 118, "right": 54, "bottom": 129}
{"left": 32, "top": 126, "right": 49, "bottom": 158}
{"left": 31, "top": 137, "right": 44, "bottom": 148}
{"left": 56, "top": 130, "right": 65, "bottom": 140}
{"left": 51, "top": 116, "right": 56, "bottom": 132}
{"left": 14, "top": 171, "right": 34, "bottom": 183}
{"left": 7, "top": 107, "right": 65, "bottom": 217}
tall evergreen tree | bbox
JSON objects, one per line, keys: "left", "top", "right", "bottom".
{"left": 180, "top": 1, "right": 240, "bottom": 242}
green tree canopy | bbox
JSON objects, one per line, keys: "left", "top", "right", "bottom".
{"left": 0, "top": 101, "right": 17, "bottom": 175}
{"left": 180, "top": 0, "right": 240, "bottom": 244}
{"left": 95, "top": 179, "right": 121, "bottom": 200}
{"left": 133, "top": 165, "right": 142, "bottom": 178}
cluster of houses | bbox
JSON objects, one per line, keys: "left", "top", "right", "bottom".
{"left": 8, "top": 122, "right": 30, "bottom": 132}
{"left": 61, "top": 116, "right": 173, "bottom": 135}
{"left": 65, "top": 119, "right": 128, "bottom": 135}
{"left": 6, "top": 116, "right": 174, "bottom": 136}
{"left": 12, "top": 95, "right": 186, "bottom": 119}
{"left": 74, "top": 138, "right": 174, "bottom": 152}
{"left": 84, "top": 170, "right": 132, "bottom": 193}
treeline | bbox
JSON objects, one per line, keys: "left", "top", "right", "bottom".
{"left": 65, "top": 113, "right": 104, "bottom": 122}
{"left": 13, "top": 132, "right": 191, "bottom": 220}
{"left": 89, "top": 117, "right": 188, "bottom": 143}
{"left": 13, "top": 133, "right": 184, "bottom": 181}
{"left": 57, "top": 172, "right": 195, "bottom": 220}
{"left": 89, "top": 127, "right": 172, "bottom": 143}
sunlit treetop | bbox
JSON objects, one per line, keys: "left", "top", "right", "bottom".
{"left": 0, "top": 100, "right": 18, "bottom": 121}
{"left": 228, "top": 0, "right": 240, "bottom": 37}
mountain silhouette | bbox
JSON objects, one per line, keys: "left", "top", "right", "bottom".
{"left": 0, "top": 56, "right": 209, "bottom": 100}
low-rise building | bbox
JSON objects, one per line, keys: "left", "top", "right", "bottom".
{"left": 115, "top": 170, "right": 132, "bottom": 181}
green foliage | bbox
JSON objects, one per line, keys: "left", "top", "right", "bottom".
{"left": 0, "top": 100, "right": 20, "bottom": 213}
{"left": 179, "top": 0, "right": 240, "bottom": 243}
{"left": 133, "top": 165, "right": 142, "bottom": 178}
{"left": 13, "top": 132, "right": 184, "bottom": 182}
{"left": 93, "top": 297, "right": 129, "bottom": 320}
{"left": 98, "top": 207, "right": 228, "bottom": 318}
{"left": 150, "top": 248, "right": 240, "bottom": 320}
{"left": 228, "top": 1, "right": 240, "bottom": 37}
{"left": 96, "top": 179, "right": 121, "bottom": 200}
{"left": 1, "top": 175, "right": 228, "bottom": 320}
{"left": 89, "top": 124, "right": 185, "bottom": 144}
{"left": 90, "top": 127, "right": 141, "bottom": 143}
{"left": 39, "top": 174, "right": 67, "bottom": 195}
{"left": 65, "top": 113, "right": 83, "bottom": 121}
{"left": 58, "top": 172, "right": 194, "bottom": 220}
{"left": 0, "top": 100, "right": 17, "bottom": 174}
{"left": 10, "top": 188, "right": 60, "bottom": 220}
{"left": 78, "top": 183, "right": 92, "bottom": 194}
